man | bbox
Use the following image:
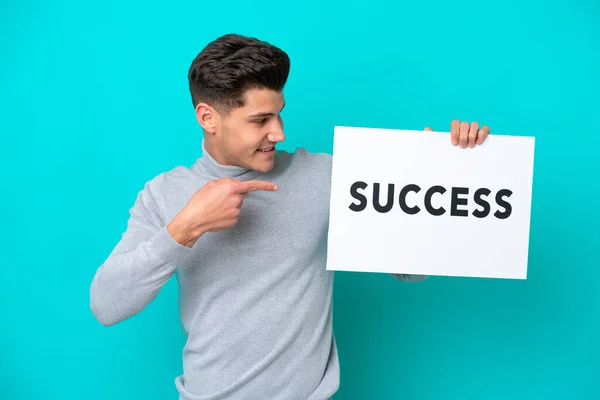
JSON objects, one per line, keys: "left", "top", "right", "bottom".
{"left": 90, "top": 33, "right": 491, "bottom": 399}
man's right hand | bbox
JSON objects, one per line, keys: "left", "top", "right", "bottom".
{"left": 167, "top": 178, "right": 278, "bottom": 247}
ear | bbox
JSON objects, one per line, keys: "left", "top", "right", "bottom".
{"left": 195, "top": 102, "right": 218, "bottom": 134}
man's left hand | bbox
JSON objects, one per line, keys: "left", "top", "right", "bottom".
{"left": 424, "top": 120, "right": 490, "bottom": 148}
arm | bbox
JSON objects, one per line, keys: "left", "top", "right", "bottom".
{"left": 90, "top": 182, "right": 192, "bottom": 326}
{"left": 89, "top": 177, "right": 278, "bottom": 326}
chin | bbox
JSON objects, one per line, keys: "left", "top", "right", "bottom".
{"left": 253, "top": 162, "right": 275, "bottom": 173}
{"left": 247, "top": 156, "right": 274, "bottom": 172}
{"left": 247, "top": 151, "right": 276, "bottom": 173}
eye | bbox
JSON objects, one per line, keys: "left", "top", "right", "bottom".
{"left": 255, "top": 118, "right": 268, "bottom": 126}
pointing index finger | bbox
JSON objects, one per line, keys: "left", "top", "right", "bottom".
{"left": 237, "top": 180, "right": 279, "bottom": 193}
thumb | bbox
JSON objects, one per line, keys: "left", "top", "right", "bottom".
{"left": 424, "top": 126, "right": 434, "bottom": 132}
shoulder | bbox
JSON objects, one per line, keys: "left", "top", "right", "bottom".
{"left": 276, "top": 147, "right": 332, "bottom": 176}
{"left": 143, "top": 165, "right": 195, "bottom": 192}
{"left": 271, "top": 148, "right": 332, "bottom": 203}
{"left": 134, "top": 165, "right": 200, "bottom": 218}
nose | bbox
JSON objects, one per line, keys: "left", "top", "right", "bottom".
{"left": 267, "top": 126, "right": 285, "bottom": 143}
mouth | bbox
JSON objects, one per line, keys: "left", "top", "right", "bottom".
{"left": 257, "top": 146, "right": 275, "bottom": 154}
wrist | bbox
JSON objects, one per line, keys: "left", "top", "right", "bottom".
{"left": 167, "top": 212, "right": 203, "bottom": 248}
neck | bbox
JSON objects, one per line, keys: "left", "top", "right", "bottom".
{"left": 203, "top": 137, "right": 229, "bottom": 166}
{"left": 192, "top": 139, "right": 258, "bottom": 180}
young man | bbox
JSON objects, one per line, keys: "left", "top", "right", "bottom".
{"left": 90, "top": 34, "right": 491, "bottom": 399}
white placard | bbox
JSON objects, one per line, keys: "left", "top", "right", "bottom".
{"left": 326, "top": 126, "right": 536, "bottom": 279}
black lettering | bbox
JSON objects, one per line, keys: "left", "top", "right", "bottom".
{"left": 373, "top": 183, "right": 395, "bottom": 213}
{"left": 494, "top": 189, "right": 513, "bottom": 219}
{"left": 349, "top": 181, "right": 368, "bottom": 212}
{"left": 424, "top": 185, "right": 446, "bottom": 216}
{"left": 472, "top": 188, "right": 491, "bottom": 218}
{"left": 399, "top": 184, "right": 421, "bottom": 215}
{"left": 451, "top": 187, "right": 469, "bottom": 217}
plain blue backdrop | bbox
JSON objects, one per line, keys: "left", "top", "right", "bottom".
{"left": 2, "top": 0, "right": 599, "bottom": 399}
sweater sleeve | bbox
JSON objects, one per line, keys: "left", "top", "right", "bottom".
{"left": 392, "top": 274, "right": 429, "bottom": 282}
{"left": 90, "top": 181, "right": 192, "bottom": 326}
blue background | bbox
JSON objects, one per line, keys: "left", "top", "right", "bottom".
{"left": 2, "top": 0, "right": 599, "bottom": 399}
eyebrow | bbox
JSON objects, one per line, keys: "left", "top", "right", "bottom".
{"left": 248, "top": 102, "right": 286, "bottom": 119}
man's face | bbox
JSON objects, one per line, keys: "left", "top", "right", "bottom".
{"left": 205, "top": 88, "right": 286, "bottom": 173}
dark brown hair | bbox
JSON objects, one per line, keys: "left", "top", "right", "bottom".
{"left": 188, "top": 34, "right": 290, "bottom": 114}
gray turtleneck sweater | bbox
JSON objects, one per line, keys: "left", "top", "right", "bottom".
{"left": 90, "top": 143, "right": 426, "bottom": 400}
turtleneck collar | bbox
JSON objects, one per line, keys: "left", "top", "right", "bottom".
{"left": 191, "top": 139, "right": 263, "bottom": 181}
